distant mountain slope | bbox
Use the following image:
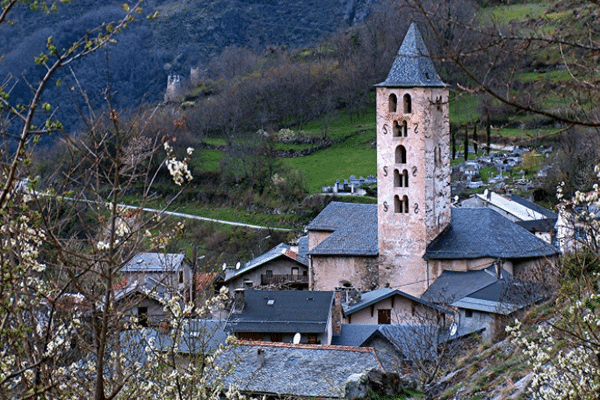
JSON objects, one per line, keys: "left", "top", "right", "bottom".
{"left": 0, "top": 0, "right": 378, "bottom": 135}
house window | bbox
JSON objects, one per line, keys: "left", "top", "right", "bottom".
{"left": 307, "top": 334, "right": 320, "bottom": 344}
{"left": 138, "top": 307, "right": 148, "bottom": 327}
{"left": 465, "top": 309, "right": 473, "bottom": 318}
{"left": 403, "top": 93, "right": 412, "bottom": 113}
{"left": 378, "top": 309, "right": 392, "bottom": 324}
{"left": 179, "top": 270, "right": 184, "bottom": 284}
{"left": 270, "top": 333, "right": 283, "bottom": 342}
{"left": 394, "top": 195, "right": 409, "bottom": 214}
{"left": 395, "top": 145, "right": 407, "bottom": 164}
{"left": 291, "top": 267, "right": 299, "bottom": 276}
{"left": 266, "top": 270, "right": 273, "bottom": 277}
{"left": 389, "top": 93, "right": 398, "bottom": 113}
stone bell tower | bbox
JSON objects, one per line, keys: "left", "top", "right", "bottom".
{"left": 376, "top": 23, "right": 451, "bottom": 297}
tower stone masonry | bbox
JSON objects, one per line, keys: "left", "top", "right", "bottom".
{"left": 376, "top": 23, "right": 451, "bottom": 296}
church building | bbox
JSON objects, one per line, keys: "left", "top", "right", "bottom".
{"left": 307, "top": 23, "right": 558, "bottom": 298}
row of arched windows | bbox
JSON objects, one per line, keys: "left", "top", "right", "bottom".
{"left": 389, "top": 94, "right": 411, "bottom": 214}
{"left": 389, "top": 93, "right": 412, "bottom": 114}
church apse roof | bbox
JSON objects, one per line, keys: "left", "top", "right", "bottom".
{"left": 376, "top": 22, "right": 445, "bottom": 88}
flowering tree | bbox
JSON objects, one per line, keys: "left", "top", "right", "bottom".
{"left": 505, "top": 171, "right": 600, "bottom": 399}
{"left": 0, "top": 2, "right": 251, "bottom": 400}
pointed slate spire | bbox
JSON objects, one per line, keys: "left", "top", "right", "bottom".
{"left": 378, "top": 23, "right": 445, "bottom": 88}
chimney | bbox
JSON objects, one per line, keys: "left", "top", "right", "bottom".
{"left": 234, "top": 288, "right": 245, "bottom": 314}
{"left": 257, "top": 348, "right": 265, "bottom": 368}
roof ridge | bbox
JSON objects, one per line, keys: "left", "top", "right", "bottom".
{"left": 235, "top": 340, "right": 376, "bottom": 352}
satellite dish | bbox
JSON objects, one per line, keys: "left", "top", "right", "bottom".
{"left": 293, "top": 332, "right": 301, "bottom": 345}
{"left": 235, "top": 262, "right": 241, "bottom": 270}
{"left": 449, "top": 323, "right": 458, "bottom": 337}
{"left": 222, "top": 263, "right": 227, "bottom": 271}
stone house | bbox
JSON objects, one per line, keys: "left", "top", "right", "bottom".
{"left": 120, "top": 252, "right": 193, "bottom": 299}
{"left": 339, "top": 287, "right": 451, "bottom": 326}
{"left": 224, "top": 240, "right": 309, "bottom": 291}
{"left": 226, "top": 289, "right": 335, "bottom": 345}
{"left": 421, "top": 265, "right": 542, "bottom": 341}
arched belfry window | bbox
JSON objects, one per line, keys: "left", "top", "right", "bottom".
{"left": 402, "top": 121, "right": 408, "bottom": 137}
{"left": 395, "top": 145, "right": 407, "bottom": 164}
{"left": 389, "top": 94, "right": 398, "bottom": 113}
{"left": 403, "top": 94, "right": 412, "bottom": 113}
{"left": 394, "top": 195, "right": 409, "bottom": 214}
{"left": 393, "top": 121, "right": 400, "bottom": 137}
{"left": 394, "top": 169, "right": 409, "bottom": 188}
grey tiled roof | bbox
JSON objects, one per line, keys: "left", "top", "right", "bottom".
{"left": 421, "top": 265, "right": 510, "bottom": 305}
{"left": 121, "top": 252, "right": 186, "bottom": 273}
{"left": 342, "top": 288, "right": 450, "bottom": 316}
{"left": 224, "top": 243, "right": 307, "bottom": 283}
{"left": 221, "top": 341, "right": 382, "bottom": 398}
{"left": 421, "top": 265, "right": 541, "bottom": 315}
{"left": 508, "top": 194, "right": 557, "bottom": 219}
{"left": 226, "top": 290, "right": 334, "bottom": 334}
{"left": 297, "top": 235, "right": 309, "bottom": 260}
{"left": 307, "top": 202, "right": 378, "bottom": 256}
{"left": 377, "top": 22, "right": 445, "bottom": 88}
{"left": 332, "top": 324, "right": 439, "bottom": 360}
{"left": 424, "top": 208, "right": 559, "bottom": 260}
{"left": 121, "top": 319, "right": 228, "bottom": 356}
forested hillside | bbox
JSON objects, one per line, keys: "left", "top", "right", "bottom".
{"left": 0, "top": 0, "right": 378, "bottom": 137}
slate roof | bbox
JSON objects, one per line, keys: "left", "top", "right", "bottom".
{"left": 112, "top": 275, "right": 170, "bottom": 303}
{"left": 226, "top": 290, "right": 334, "bottom": 334}
{"left": 224, "top": 243, "right": 308, "bottom": 283}
{"left": 121, "top": 252, "right": 186, "bottom": 273}
{"left": 341, "top": 287, "right": 450, "bottom": 316}
{"left": 307, "top": 202, "right": 378, "bottom": 256}
{"left": 297, "top": 235, "right": 309, "bottom": 260}
{"left": 221, "top": 341, "right": 383, "bottom": 398}
{"left": 421, "top": 265, "right": 541, "bottom": 315}
{"left": 122, "top": 319, "right": 228, "bottom": 356}
{"left": 332, "top": 324, "right": 439, "bottom": 361}
{"left": 421, "top": 265, "right": 510, "bottom": 304}
{"left": 424, "top": 207, "right": 559, "bottom": 260}
{"left": 516, "top": 218, "right": 557, "bottom": 234}
{"left": 376, "top": 22, "right": 445, "bottom": 88}
{"left": 508, "top": 194, "right": 557, "bottom": 219}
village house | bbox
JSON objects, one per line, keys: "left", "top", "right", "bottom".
{"left": 226, "top": 289, "right": 335, "bottom": 344}
{"left": 460, "top": 190, "right": 558, "bottom": 245}
{"left": 224, "top": 240, "right": 309, "bottom": 291}
{"left": 120, "top": 252, "right": 193, "bottom": 299}
{"left": 421, "top": 264, "right": 543, "bottom": 341}
{"left": 339, "top": 287, "right": 451, "bottom": 326}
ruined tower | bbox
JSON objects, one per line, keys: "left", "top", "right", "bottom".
{"left": 376, "top": 23, "right": 451, "bottom": 296}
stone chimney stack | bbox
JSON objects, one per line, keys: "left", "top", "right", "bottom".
{"left": 234, "top": 288, "right": 245, "bottom": 314}
{"left": 257, "top": 348, "right": 265, "bottom": 368}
